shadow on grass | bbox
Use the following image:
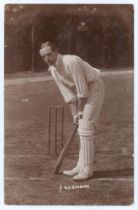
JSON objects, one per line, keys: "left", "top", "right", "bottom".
{"left": 93, "top": 168, "right": 133, "bottom": 179}
{"left": 53, "top": 168, "right": 133, "bottom": 180}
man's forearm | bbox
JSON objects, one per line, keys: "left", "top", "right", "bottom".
{"left": 69, "top": 97, "right": 87, "bottom": 117}
{"left": 78, "top": 97, "right": 87, "bottom": 112}
{"left": 69, "top": 101, "right": 78, "bottom": 116}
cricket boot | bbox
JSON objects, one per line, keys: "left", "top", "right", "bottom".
{"left": 73, "top": 119, "right": 95, "bottom": 181}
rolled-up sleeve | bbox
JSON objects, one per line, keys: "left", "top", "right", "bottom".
{"left": 55, "top": 81, "right": 77, "bottom": 103}
{"left": 50, "top": 68, "right": 77, "bottom": 103}
{"left": 67, "top": 59, "right": 89, "bottom": 98}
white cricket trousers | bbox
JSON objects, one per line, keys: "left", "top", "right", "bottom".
{"left": 74, "top": 76, "right": 105, "bottom": 180}
{"left": 83, "top": 76, "right": 105, "bottom": 126}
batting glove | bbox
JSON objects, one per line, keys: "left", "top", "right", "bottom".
{"left": 73, "top": 114, "right": 79, "bottom": 125}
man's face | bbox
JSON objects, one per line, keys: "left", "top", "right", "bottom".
{"left": 41, "top": 46, "right": 58, "bottom": 65}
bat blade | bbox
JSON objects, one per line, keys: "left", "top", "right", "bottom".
{"left": 54, "top": 125, "right": 78, "bottom": 174}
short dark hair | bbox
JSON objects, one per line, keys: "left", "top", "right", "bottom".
{"left": 40, "top": 41, "right": 57, "bottom": 51}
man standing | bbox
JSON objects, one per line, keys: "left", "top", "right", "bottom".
{"left": 39, "top": 41, "right": 105, "bottom": 181}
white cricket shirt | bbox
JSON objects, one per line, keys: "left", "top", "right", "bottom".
{"left": 48, "top": 54, "right": 100, "bottom": 103}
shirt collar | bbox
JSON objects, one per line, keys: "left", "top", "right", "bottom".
{"left": 48, "top": 53, "right": 62, "bottom": 72}
{"left": 55, "top": 53, "right": 62, "bottom": 68}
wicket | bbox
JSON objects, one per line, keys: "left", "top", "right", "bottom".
{"left": 48, "top": 106, "right": 64, "bottom": 156}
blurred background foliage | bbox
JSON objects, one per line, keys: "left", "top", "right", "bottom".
{"left": 4, "top": 4, "right": 133, "bottom": 73}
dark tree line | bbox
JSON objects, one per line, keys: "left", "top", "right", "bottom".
{"left": 4, "top": 4, "right": 133, "bottom": 73}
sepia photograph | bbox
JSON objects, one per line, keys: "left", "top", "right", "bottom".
{"left": 4, "top": 3, "right": 134, "bottom": 205}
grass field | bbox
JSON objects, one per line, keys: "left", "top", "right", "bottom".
{"left": 4, "top": 71, "right": 134, "bottom": 205}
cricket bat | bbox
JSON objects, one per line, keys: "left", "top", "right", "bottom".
{"left": 54, "top": 124, "right": 78, "bottom": 174}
